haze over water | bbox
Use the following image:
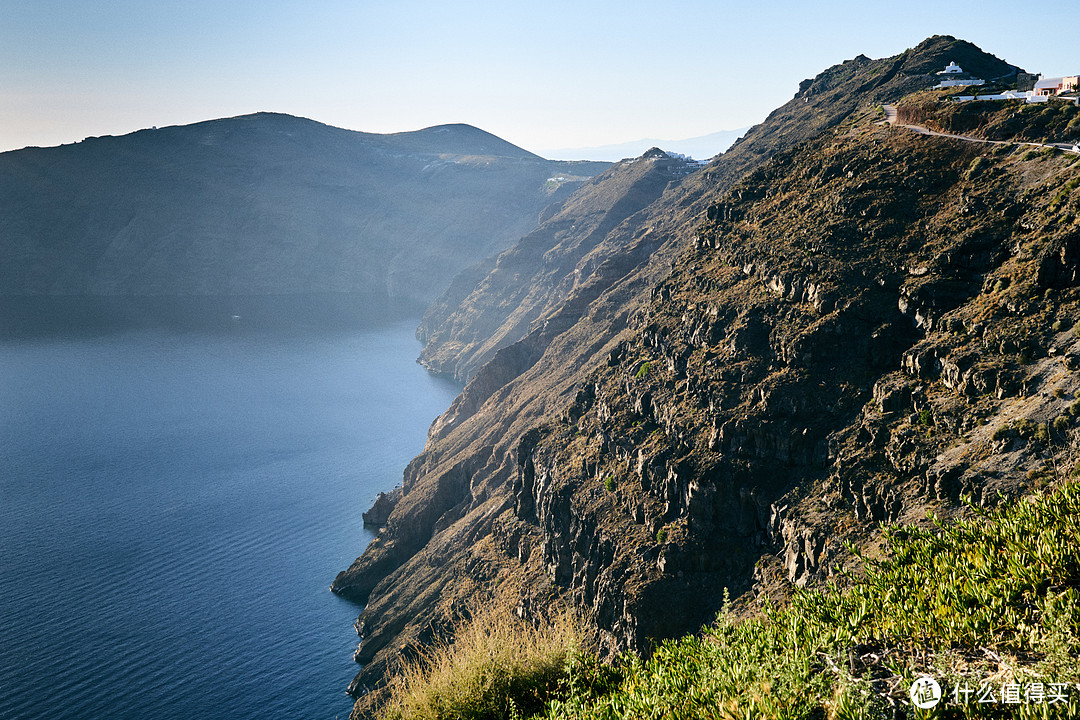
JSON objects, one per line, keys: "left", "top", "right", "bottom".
{"left": 0, "top": 308, "right": 460, "bottom": 720}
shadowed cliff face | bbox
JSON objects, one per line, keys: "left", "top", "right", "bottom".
{"left": 0, "top": 113, "right": 606, "bottom": 310}
{"left": 331, "top": 36, "right": 1065, "bottom": 716}
{"left": 417, "top": 150, "right": 698, "bottom": 384}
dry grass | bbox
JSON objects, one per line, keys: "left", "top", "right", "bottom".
{"left": 377, "top": 606, "right": 585, "bottom": 720}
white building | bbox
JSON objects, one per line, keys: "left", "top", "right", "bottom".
{"left": 933, "top": 61, "right": 985, "bottom": 89}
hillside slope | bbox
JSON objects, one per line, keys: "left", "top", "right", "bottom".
{"left": 0, "top": 113, "right": 605, "bottom": 309}
{"left": 330, "top": 36, "right": 1068, "bottom": 717}
{"left": 415, "top": 36, "right": 1022, "bottom": 382}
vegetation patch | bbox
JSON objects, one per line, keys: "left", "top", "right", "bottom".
{"left": 376, "top": 608, "right": 602, "bottom": 720}
{"left": 534, "top": 482, "right": 1080, "bottom": 719}
{"left": 386, "top": 483, "right": 1080, "bottom": 719}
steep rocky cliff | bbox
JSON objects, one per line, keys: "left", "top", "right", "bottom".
{"left": 330, "top": 36, "right": 1076, "bottom": 717}
{"left": 417, "top": 148, "right": 696, "bottom": 384}
{"left": 0, "top": 113, "right": 605, "bottom": 309}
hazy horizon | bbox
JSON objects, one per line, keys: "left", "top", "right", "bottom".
{"left": 2, "top": 0, "right": 1076, "bottom": 155}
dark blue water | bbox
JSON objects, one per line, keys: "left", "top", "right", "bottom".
{"left": 0, "top": 318, "right": 460, "bottom": 720}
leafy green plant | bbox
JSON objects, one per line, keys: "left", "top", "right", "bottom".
{"left": 634, "top": 362, "right": 651, "bottom": 379}
{"left": 603, "top": 476, "right": 616, "bottom": 493}
{"left": 532, "top": 482, "right": 1080, "bottom": 720}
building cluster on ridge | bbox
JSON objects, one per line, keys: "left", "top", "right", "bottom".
{"left": 933, "top": 61, "right": 1079, "bottom": 105}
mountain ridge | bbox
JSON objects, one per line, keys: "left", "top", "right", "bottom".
{"left": 0, "top": 112, "right": 605, "bottom": 310}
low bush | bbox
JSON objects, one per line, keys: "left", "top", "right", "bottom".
{"left": 377, "top": 608, "right": 590, "bottom": 720}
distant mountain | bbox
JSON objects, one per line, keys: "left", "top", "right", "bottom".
{"left": 0, "top": 112, "right": 608, "bottom": 311}
{"left": 540, "top": 128, "right": 749, "bottom": 162}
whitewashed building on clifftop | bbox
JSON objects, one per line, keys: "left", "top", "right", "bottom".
{"left": 933, "top": 61, "right": 985, "bottom": 89}
{"left": 955, "top": 73, "right": 1079, "bottom": 105}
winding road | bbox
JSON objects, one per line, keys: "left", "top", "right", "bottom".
{"left": 881, "top": 104, "right": 1080, "bottom": 155}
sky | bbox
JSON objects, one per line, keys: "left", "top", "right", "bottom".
{"left": 1, "top": 0, "right": 1076, "bottom": 156}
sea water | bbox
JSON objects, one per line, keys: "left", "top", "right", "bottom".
{"left": 0, "top": 312, "right": 460, "bottom": 720}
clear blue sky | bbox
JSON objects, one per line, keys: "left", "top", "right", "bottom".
{"left": 1, "top": 0, "right": 1075, "bottom": 155}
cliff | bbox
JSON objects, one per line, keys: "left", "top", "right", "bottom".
{"left": 0, "top": 113, "right": 606, "bottom": 309}
{"left": 416, "top": 149, "right": 698, "bottom": 384}
{"left": 331, "top": 36, "right": 1076, "bottom": 717}
{"left": 414, "top": 36, "right": 1022, "bottom": 382}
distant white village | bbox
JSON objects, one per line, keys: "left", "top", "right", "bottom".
{"left": 932, "top": 61, "right": 1078, "bottom": 104}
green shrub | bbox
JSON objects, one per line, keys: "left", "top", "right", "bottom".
{"left": 1054, "top": 415, "right": 1071, "bottom": 433}
{"left": 603, "top": 476, "right": 616, "bottom": 492}
{"left": 963, "top": 156, "right": 988, "bottom": 181}
{"left": 541, "top": 482, "right": 1080, "bottom": 720}
{"left": 655, "top": 527, "right": 668, "bottom": 545}
{"left": 634, "top": 361, "right": 651, "bottom": 379}
{"left": 1016, "top": 418, "right": 1038, "bottom": 437}
{"left": 918, "top": 408, "right": 932, "bottom": 427}
{"left": 991, "top": 424, "right": 1012, "bottom": 441}
{"left": 1052, "top": 177, "right": 1079, "bottom": 210}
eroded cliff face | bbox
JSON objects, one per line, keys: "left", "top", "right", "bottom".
{"left": 331, "top": 36, "right": 1073, "bottom": 717}
{"left": 515, "top": 122, "right": 1080, "bottom": 658}
{"left": 330, "top": 150, "right": 715, "bottom": 698}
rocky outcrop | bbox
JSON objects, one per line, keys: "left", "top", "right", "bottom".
{"left": 361, "top": 490, "right": 400, "bottom": 527}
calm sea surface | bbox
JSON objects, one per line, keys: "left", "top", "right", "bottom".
{"left": 0, "top": 314, "right": 460, "bottom": 720}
